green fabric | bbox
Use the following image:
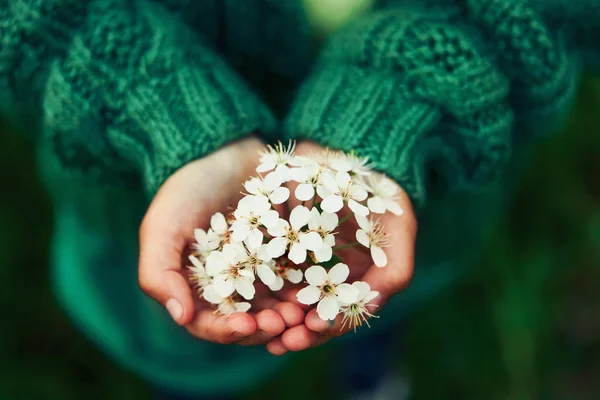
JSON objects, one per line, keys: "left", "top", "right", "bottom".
{"left": 2, "top": 0, "right": 600, "bottom": 396}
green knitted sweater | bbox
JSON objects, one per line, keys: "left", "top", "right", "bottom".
{"left": 1, "top": 0, "right": 598, "bottom": 396}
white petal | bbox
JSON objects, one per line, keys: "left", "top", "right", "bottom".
{"left": 246, "top": 228, "right": 263, "bottom": 249}
{"left": 203, "top": 285, "right": 224, "bottom": 304}
{"left": 230, "top": 221, "right": 250, "bottom": 243}
{"left": 235, "top": 302, "right": 251, "bottom": 313}
{"left": 385, "top": 200, "right": 405, "bottom": 216}
{"left": 257, "top": 244, "right": 272, "bottom": 262}
{"left": 367, "top": 196, "right": 387, "bottom": 214}
{"left": 188, "top": 255, "right": 204, "bottom": 271}
{"left": 320, "top": 173, "right": 339, "bottom": 194}
{"left": 267, "top": 219, "right": 289, "bottom": 237}
{"left": 268, "top": 276, "right": 285, "bottom": 291}
{"left": 335, "top": 283, "right": 360, "bottom": 304}
{"left": 299, "top": 231, "right": 323, "bottom": 251}
{"left": 348, "top": 199, "right": 370, "bottom": 217}
{"left": 285, "top": 268, "right": 303, "bottom": 284}
{"left": 289, "top": 167, "right": 308, "bottom": 183}
{"left": 352, "top": 281, "right": 372, "bottom": 301}
{"left": 305, "top": 265, "right": 328, "bottom": 286}
{"left": 260, "top": 210, "right": 279, "bottom": 229}
{"left": 296, "top": 286, "right": 322, "bottom": 305}
{"left": 256, "top": 161, "right": 276, "bottom": 173}
{"left": 317, "top": 296, "right": 340, "bottom": 321}
{"left": 307, "top": 207, "right": 321, "bottom": 231}
{"left": 205, "top": 252, "right": 228, "bottom": 276}
{"left": 316, "top": 185, "right": 333, "bottom": 200}
{"left": 243, "top": 177, "right": 263, "bottom": 195}
{"left": 321, "top": 195, "right": 344, "bottom": 214}
{"left": 267, "top": 237, "right": 288, "bottom": 258}
{"left": 328, "top": 263, "right": 349, "bottom": 284}
{"left": 351, "top": 185, "right": 368, "bottom": 201}
{"left": 371, "top": 245, "right": 388, "bottom": 267}
{"left": 263, "top": 171, "right": 283, "bottom": 191}
{"left": 313, "top": 244, "right": 333, "bottom": 263}
{"left": 295, "top": 183, "right": 315, "bottom": 201}
{"left": 329, "top": 158, "right": 352, "bottom": 173}
{"left": 335, "top": 171, "right": 352, "bottom": 188}
{"left": 288, "top": 242, "right": 307, "bottom": 264}
{"left": 235, "top": 278, "right": 255, "bottom": 300}
{"left": 218, "top": 301, "right": 236, "bottom": 316}
{"left": 210, "top": 213, "right": 228, "bottom": 234}
{"left": 324, "top": 234, "right": 336, "bottom": 247}
{"left": 364, "top": 290, "right": 380, "bottom": 303}
{"left": 354, "top": 215, "right": 371, "bottom": 232}
{"left": 269, "top": 187, "right": 290, "bottom": 205}
{"left": 194, "top": 229, "right": 208, "bottom": 245}
{"left": 289, "top": 206, "right": 310, "bottom": 231}
{"left": 214, "top": 278, "right": 236, "bottom": 298}
{"left": 356, "top": 229, "right": 371, "bottom": 248}
{"left": 257, "top": 264, "right": 277, "bottom": 286}
{"left": 320, "top": 212, "right": 339, "bottom": 232}
{"left": 252, "top": 196, "right": 272, "bottom": 214}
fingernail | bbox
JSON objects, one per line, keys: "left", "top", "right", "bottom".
{"left": 166, "top": 298, "right": 183, "bottom": 323}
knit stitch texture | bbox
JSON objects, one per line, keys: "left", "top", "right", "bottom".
{"left": 284, "top": 0, "right": 599, "bottom": 205}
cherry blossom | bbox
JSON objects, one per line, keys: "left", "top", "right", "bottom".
{"left": 296, "top": 263, "right": 359, "bottom": 320}
{"left": 355, "top": 215, "right": 389, "bottom": 267}
{"left": 317, "top": 171, "right": 370, "bottom": 216}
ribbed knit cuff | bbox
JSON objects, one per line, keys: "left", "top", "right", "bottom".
{"left": 284, "top": 65, "right": 437, "bottom": 205}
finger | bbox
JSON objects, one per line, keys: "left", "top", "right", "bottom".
{"left": 139, "top": 217, "right": 195, "bottom": 325}
{"left": 238, "top": 309, "right": 286, "bottom": 346}
{"left": 185, "top": 309, "right": 257, "bottom": 344}
{"left": 273, "top": 302, "right": 305, "bottom": 327}
{"left": 280, "top": 324, "right": 327, "bottom": 352}
{"left": 266, "top": 337, "right": 288, "bottom": 356}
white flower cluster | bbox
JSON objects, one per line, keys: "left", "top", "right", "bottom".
{"left": 188, "top": 141, "right": 403, "bottom": 331}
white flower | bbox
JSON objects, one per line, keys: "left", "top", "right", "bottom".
{"left": 243, "top": 244, "right": 277, "bottom": 286}
{"left": 255, "top": 140, "right": 301, "bottom": 181}
{"left": 364, "top": 175, "right": 404, "bottom": 216}
{"left": 205, "top": 244, "right": 256, "bottom": 300}
{"left": 289, "top": 163, "right": 332, "bottom": 202}
{"left": 191, "top": 212, "right": 229, "bottom": 258}
{"left": 328, "top": 151, "right": 374, "bottom": 176}
{"left": 243, "top": 172, "right": 290, "bottom": 205}
{"left": 268, "top": 262, "right": 303, "bottom": 291}
{"left": 230, "top": 196, "right": 279, "bottom": 248}
{"left": 340, "top": 281, "right": 379, "bottom": 332}
{"left": 218, "top": 297, "right": 252, "bottom": 316}
{"left": 317, "top": 171, "right": 370, "bottom": 216}
{"left": 296, "top": 263, "right": 359, "bottom": 321}
{"left": 187, "top": 255, "right": 212, "bottom": 294}
{"left": 266, "top": 205, "right": 312, "bottom": 264}
{"left": 301, "top": 207, "right": 338, "bottom": 262}
{"left": 355, "top": 216, "right": 389, "bottom": 267}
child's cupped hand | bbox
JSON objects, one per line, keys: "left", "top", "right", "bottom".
{"left": 138, "top": 137, "right": 305, "bottom": 346}
{"left": 264, "top": 142, "right": 417, "bottom": 355}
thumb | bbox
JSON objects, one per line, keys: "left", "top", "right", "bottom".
{"left": 138, "top": 217, "right": 195, "bottom": 326}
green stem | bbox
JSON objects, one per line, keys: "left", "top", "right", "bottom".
{"left": 332, "top": 242, "right": 361, "bottom": 251}
{"left": 339, "top": 213, "right": 354, "bottom": 225}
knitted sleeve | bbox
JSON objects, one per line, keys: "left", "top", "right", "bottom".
{"left": 284, "top": 0, "right": 600, "bottom": 206}
{"left": 0, "top": 0, "right": 275, "bottom": 195}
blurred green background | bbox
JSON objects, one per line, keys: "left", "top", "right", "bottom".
{"left": 1, "top": 76, "right": 599, "bottom": 399}
{"left": 4, "top": 1, "right": 599, "bottom": 397}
